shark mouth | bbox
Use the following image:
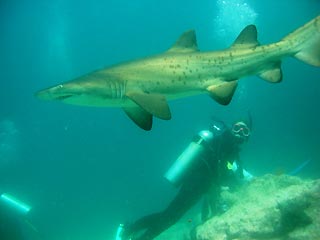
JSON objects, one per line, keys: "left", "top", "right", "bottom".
{"left": 55, "top": 94, "right": 73, "bottom": 100}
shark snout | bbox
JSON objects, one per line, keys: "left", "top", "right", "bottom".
{"left": 35, "top": 90, "right": 72, "bottom": 101}
{"left": 34, "top": 88, "right": 54, "bottom": 100}
{"left": 35, "top": 85, "right": 73, "bottom": 101}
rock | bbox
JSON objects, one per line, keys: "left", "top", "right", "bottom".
{"left": 194, "top": 174, "right": 320, "bottom": 240}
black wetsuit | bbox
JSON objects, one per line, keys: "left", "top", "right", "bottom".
{"left": 123, "top": 128, "right": 244, "bottom": 240}
{"left": 0, "top": 204, "right": 24, "bottom": 240}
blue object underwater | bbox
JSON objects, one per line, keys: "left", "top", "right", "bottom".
{"left": 289, "top": 159, "right": 311, "bottom": 176}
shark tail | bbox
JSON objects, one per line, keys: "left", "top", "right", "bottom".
{"left": 282, "top": 15, "right": 320, "bottom": 67}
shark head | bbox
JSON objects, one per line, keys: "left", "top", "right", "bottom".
{"left": 35, "top": 74, "right": 126, "bottom": 107}
{"left": 35, "top": 83, "right": 76, "bottom": 101}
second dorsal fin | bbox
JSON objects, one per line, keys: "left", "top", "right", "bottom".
{"left": 231, "top": 25, "right": 259, "bottom": 49}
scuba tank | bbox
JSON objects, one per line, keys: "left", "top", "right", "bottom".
{"left": 164, "top": 130, "right": 215, "bottom": 187}
{"left": 0, "top": 193, "right": 32, "bottom": 215}
{"left": 115, "top": 223, "right": 124, "bottom": 240}
{"left": 0, "top": 193, "right": 40, "bottom": 239}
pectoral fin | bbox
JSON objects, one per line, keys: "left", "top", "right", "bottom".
{"left": 123, "top": 106, "right": 153, "bottom": 131}
{"left": 206, "top": 81, "right": 238, "bottom": 105}
{"left": 126, "top": 91, "right": 171, "bottom": 120}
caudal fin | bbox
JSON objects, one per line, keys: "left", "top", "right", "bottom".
{"left": 282, "top": 15, "right": 320, "bottom": 67}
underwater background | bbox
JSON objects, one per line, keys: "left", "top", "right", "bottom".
{"left": 0, "top": 0, "right": 320, "bottom": 239}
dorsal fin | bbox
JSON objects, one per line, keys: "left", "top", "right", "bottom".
{"left": 231, "top": 25, "right": 259, "bottom": 49}
{"left": 167, "top": 30, "right": 199, "bottom": 53}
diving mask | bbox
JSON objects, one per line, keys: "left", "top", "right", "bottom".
{"left": 232, "top": 121, "right": 250, "bottom": 139}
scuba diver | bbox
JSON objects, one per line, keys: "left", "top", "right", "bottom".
{"left": 117, "top": 120, "right": 253, "bottom": 240}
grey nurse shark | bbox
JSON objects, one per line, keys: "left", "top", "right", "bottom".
{"left": 36, "top": 15, "right": 320, "bottom": 130}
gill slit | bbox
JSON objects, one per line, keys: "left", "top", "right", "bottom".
{"left": 110, "top": 80, "right": 126, "bottom": 99}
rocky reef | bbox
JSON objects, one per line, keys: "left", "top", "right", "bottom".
{"left": 194, "top": 174, "right": 320, "bottom": 240}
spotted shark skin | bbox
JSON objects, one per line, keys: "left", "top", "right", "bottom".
{"left": 36, "top": 15, "right": 320, "bottom": 130}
